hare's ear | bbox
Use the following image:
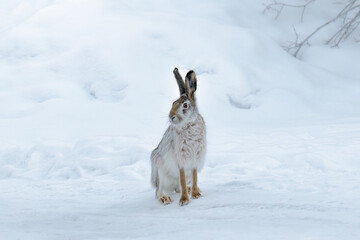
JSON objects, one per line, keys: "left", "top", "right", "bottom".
{"left": 173, "top": 67, "right": 186, "bottom": 96}
{"left": 185, "top": 70, "right": 197, "bottom": 103}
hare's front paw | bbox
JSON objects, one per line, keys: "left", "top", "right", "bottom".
{"left": 179, "top": 195, "right": 189, "bottom": 206}
{"left": 159, "top": 195, "right": 172, "bottom": 205}
{"left": 192, "top": 187, "right": 201, "bottom": 199}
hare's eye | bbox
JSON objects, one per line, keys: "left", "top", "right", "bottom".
{"left": 183, "top": 103, "right": 188, "bottom": 109}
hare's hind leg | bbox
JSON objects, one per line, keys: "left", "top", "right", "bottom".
{"left": 156, "top": 170, "right": 172, "bottom": 205}
{"left": 191, "top": 169, "right": 201, "bottom": 199}
{"left": 179, "top": 168, "right": 190, "bottom": 206}
{"left": 156, "top": 189, "right": 172, "bottom": 205}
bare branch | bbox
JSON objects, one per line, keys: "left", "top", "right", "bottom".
{"left": 263, "top": 0, "right": 315, "bottom": 23}
{"left": 288, "top": 0, "right": 360, "bottom": 57}
{"left": 282, "top": 25, "right": 300, "bottom": 52}
{"left": 265, "top": 0, "right": 360, "bottom": 57}
{"left": 326, "top": 6, "right": 360, "bottom": 47}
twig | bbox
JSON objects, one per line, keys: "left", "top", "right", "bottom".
{"left": 292, "top": 0, "right": 360, "bottom": 56}
{"left": 263, "top": 0, "right": 315, "bottom": 23}
{"left": 326, "top": 6, "right": 360, "bottom": 47}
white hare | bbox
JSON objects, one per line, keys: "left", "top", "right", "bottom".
{"left": 151, "top": 68, "right": 206, "bottom": 206}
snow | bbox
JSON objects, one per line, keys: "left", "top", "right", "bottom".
{"left": 1, "top": 0, "right": 360, "bottom": 239}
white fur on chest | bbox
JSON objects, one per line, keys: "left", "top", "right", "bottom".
{"left": 172, "top": 115, "right": 206, "bottom": 170}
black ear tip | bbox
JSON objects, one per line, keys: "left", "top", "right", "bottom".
{"left": 186, "top": 70, "right": 195, "bottom": 78}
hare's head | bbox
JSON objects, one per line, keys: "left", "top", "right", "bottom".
{"left": 169, "top": 68, "right": 198, "bottom": 125}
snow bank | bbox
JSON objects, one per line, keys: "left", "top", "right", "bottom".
{"left": 1, "top": 0, "right": 359, "bottom": 180}
{"left": 1, "top": 1, "right": 360, "bottom": 239}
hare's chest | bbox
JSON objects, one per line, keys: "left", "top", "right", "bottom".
{"left": 174, "top": 126, "right": 205, "bottom": 161}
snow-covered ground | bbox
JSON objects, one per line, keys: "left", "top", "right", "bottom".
{"left": 1, "top": 0, "right": 360, "bottom": 239}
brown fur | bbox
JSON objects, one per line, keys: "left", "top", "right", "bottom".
{"left": 191, "top": 169, "right": 201, "bottom": 199}
{"left": 179, "top": 168, "right": 190, "bottom": 206}
{"left": 169, "top": 96, "right": 187, "bottom": 120}
{"left": 159, "top": 195, "right": 172, "bottom": 205}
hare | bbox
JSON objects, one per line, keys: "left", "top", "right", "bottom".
{"left": 151, "top": 68, "right": 206, "bottom": 206}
